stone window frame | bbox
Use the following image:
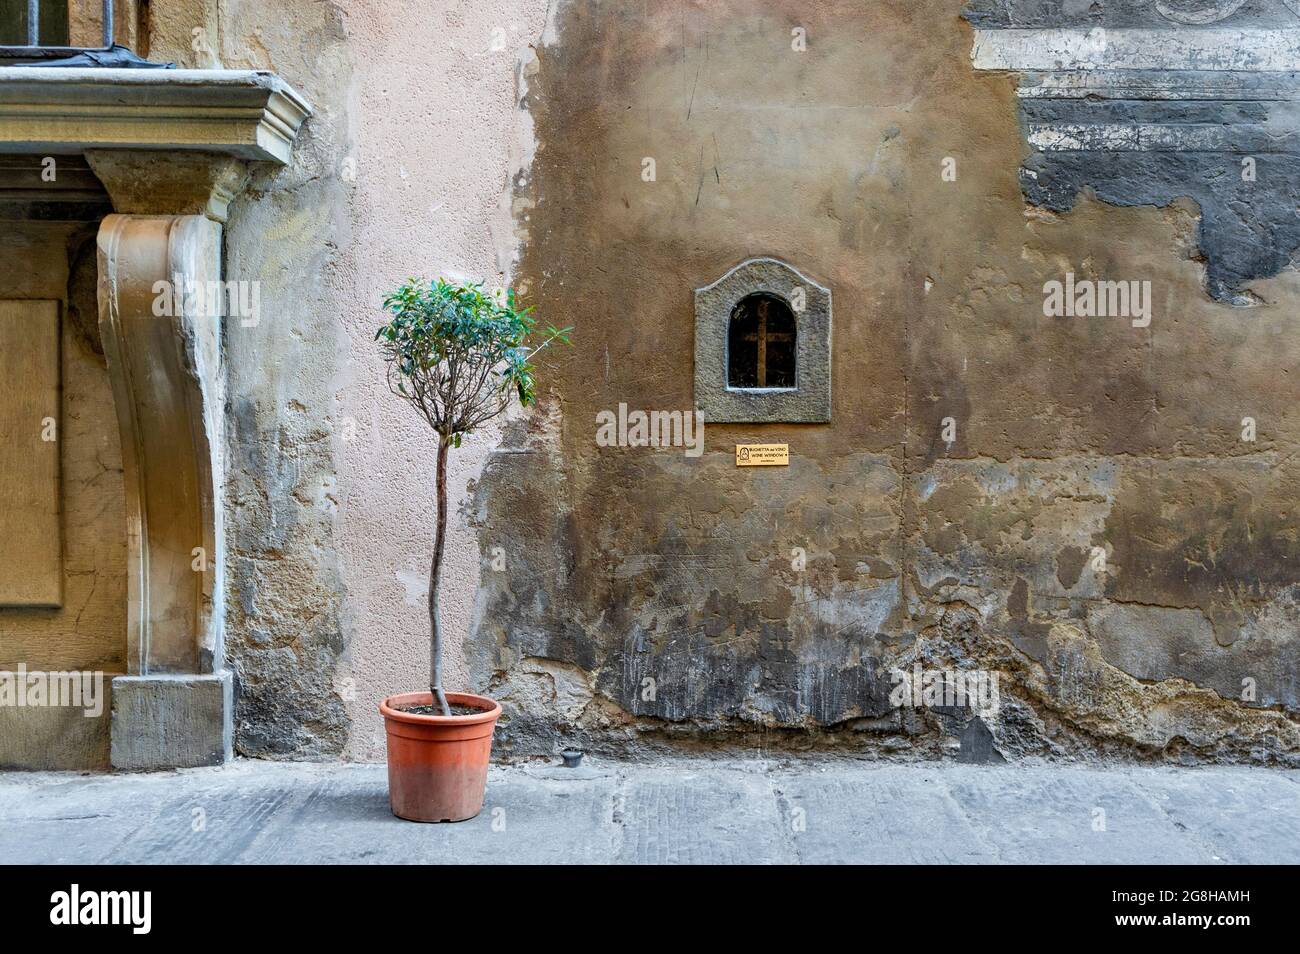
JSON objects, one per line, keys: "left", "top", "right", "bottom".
{"left": 694, "top": 257, "right": 831, "bottom": 423}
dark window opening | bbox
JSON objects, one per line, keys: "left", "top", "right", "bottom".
{"left": 0, "top": 1, "right": 70, "bottom": 47}
{"left": 727, "top": 293, "right": 796, "bottom": 389}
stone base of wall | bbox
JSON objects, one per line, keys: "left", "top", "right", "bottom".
{"left": 110, "top": 672, "right": 232, "bottom": 771}
{"left": 0, "top": 678, "right": 113, "bottom": 770}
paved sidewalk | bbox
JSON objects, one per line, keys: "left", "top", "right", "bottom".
{"left": 3, "top": 758, "right": 1299, "bottom": 864}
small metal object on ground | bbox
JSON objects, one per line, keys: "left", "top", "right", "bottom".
{"left": 560, "top": 749, "right": 583, "bottom": 768}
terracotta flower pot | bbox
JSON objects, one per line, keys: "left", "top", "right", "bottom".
{"left": 379, "top": 691, "right": 502, "bottom": 822}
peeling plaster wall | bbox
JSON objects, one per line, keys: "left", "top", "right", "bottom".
{"left": 966, "top": 0, "right": 1300, "bottom": 303}
{"left": 468, "top": 0, "right": 1300, "bottom": 764}
{"left": 141, "top": 0, "right": 1300, "bottom": 765}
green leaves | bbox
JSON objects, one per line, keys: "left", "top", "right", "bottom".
{"left": 376, "top": 278, "right": 571, "bottom": 444}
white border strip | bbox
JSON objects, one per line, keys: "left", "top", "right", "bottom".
{"left": 972, "top": 28, "right": 1300, "bottom": 72}
{"left": 1027, "top": 122, "right": 1277, "bottom": 151}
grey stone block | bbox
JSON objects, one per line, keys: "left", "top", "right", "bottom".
{"left": 694, "top": 257, "right": 832, "bottom": 423}
{"left": 111, "top": 672, "right": 232, "bottom": 771}
{"left": 0, "top": 676, "right": 112, "bottom": 771}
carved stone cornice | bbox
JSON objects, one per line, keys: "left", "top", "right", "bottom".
{"left": 0, "top": 67, "right": 310, "bottom": 164}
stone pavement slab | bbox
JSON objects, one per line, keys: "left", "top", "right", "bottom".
{"left": 2, "top": 758, "right": 1298, "bottom": 865}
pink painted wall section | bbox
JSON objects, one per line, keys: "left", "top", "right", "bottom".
{"left": 332, "top": 1, "right": 554, "bottom": 759}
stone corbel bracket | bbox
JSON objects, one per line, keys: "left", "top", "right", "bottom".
{"left": 964, "top": 2, "right": 1300, "bottom": 304}
{"left": 0, "top": 66, "right": 310, "bottom": 769}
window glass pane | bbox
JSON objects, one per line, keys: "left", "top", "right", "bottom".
{"left": 727, "top": 293, "right": 796, "bottom": 389}
{"left": 0, "top": 1, "right": 71, "bottom": 46}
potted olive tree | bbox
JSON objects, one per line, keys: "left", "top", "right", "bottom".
{"left": 375, "top": 278, "right": 569, "bottom": 822}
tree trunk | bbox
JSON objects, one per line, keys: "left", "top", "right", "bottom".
{"left": 429, "top": 435, "right": 451, "bottom": 716}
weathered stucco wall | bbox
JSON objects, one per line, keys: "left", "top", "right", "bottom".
{"left": 466, "top": 0, "right": 1300, "bottom": 764}
{"left": 122, "top": 0, "right": 1300, "bottom": 766}
{"left": 134, "top": 0, "right": 356, "bottom": 758}
{"left": 186, "top": 1, "right": 355, "bottom": 758}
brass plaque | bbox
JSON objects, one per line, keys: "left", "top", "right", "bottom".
{"left": 735, "top": 443, "right": 789, "bottom": 467}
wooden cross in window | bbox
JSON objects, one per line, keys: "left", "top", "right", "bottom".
{"left": 740, "top": 299, "right": 794, "bottom": 387}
